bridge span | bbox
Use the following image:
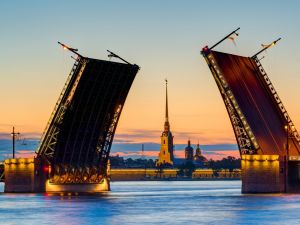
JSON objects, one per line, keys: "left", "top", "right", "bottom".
{"left": 3, "top": 31, "right": 300, "bottom": 194}
{"left": 202, "top": 29, "right": 300, "bottom": 193}
{"left": 4, "top": 45, "right": 139, "bottom": 193}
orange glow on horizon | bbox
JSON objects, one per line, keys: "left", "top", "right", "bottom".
{"left": 111, "top": 149, "right": 240, "bottom": 160}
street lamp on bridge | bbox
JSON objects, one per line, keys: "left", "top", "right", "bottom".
{"left": 284, "top": 124, "right": 295, "bottom": 158}
{"left": 284, "top": 124, "right": 295, "bottom": 191}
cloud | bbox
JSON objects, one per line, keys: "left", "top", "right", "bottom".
{"left": 114, "top": 128, "right": 236, "bottom": 145}
{"left": 113, "top": 139, "right": 135, "bottom": 144}
{"left": 0, "top": 139, "right": 38, "bottom": 160}
{"left": 15, "top": 150, "right": 36, "bottom": 158}
{"left": 112, "top": 150, "right": 159, "bottom": 158}
{"left": 0, "top": 137, "right": 239, "bottom": 161}
{"left": 203, "top": 150, "right": 240, "bottom": 160}
{"left": 110, "top": 142, "right": 239, "bottom": 160}
{"left": 111, "top": 142, "right": 159, "bottom": 152}
{"left": 114, "top": 129, "right": 161, "bottom": 143}
{"left": 111, "top": 149, "right": 240, "bottom": 160}
{"left": 0, "top": 132, "right": 41, "bottom": 140}
{"left": 0, "top": 133, "right": 11, "bottom": 139}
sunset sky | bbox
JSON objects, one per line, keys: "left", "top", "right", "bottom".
{"left": 1, "top": 1, "right": 300, "bottom": 160}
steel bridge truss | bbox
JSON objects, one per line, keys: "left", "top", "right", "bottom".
{"left": 252, "top": 56, "right": 300, "bottom": 148}
{"left": 50, "top": 104, "right": 124, "bottom": 184}
{"left": 202, "top": 50, "right": 259, "bottom": 155}
{"left": 97, "top": 104, "right": 123, "bottom": 175}
{"left": 37, "top": 54, "right": 139, "bottom": 184}
{"left": 37, "top": 57, "right": 87, "bottom": 160}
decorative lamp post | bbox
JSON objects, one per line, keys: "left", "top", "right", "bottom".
{"left": 11, "top": 126, "right": 20, "bottom": 159}
{"left": 284, "top": 124, "right": 295, "bottom": 191}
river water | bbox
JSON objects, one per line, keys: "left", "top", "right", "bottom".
{"left": 0, "top": 181, "right": 300, "bottom": 225}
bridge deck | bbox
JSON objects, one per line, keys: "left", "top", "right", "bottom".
{"left": 53, "top": 59, "right": 139, "bottom": 167}
{"left": 211, "top": 51, "right": 300, "bottom": 156}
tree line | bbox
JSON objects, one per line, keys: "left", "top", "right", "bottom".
{"left": 110, "top": 155, "right": 241, "bottom": 170}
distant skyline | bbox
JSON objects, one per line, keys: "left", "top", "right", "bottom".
{"left": 0, "top": 139, "right": 238, "bottom": 161}
{"left": 1, "top": 1, "right": 300, "bottom": 159}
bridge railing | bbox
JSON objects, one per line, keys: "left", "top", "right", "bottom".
{"left": 253, "top": 57, "right": 300, "bottom": 149}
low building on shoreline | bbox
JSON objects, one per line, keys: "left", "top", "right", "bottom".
{"left": 110, "top": 168, "right": 241, "bottom": 181}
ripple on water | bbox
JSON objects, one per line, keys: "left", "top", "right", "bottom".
{"left": 1, "top": 181, "right": 300, "bottom": 225}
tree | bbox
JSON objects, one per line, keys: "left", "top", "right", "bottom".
{"left": 177, "top": 161, "right": 195, "bottom": 178}
{"left": 207, "top": 157, "right": 241, "bottom": 177}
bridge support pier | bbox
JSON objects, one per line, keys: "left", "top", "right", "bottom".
{"left": 4, "top": 157, "right": 110, "bottom": 193}
{"left": 241, "top": 154, "right": 300, "bottom": 193}
{"left": 4, "top": 157, "right": 49, "bottom": 193}
{"left": 241, "top": 155, "right": 285, "bottom": 193}
{"left": 45, "top": 178, "right": 110, "bottom": 193}
{"left": 286, "top": 159, "right": 300, "bottom": 192}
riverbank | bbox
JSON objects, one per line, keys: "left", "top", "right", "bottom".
{"left": 110, "top": 168, "right": 241, "bottom": 181}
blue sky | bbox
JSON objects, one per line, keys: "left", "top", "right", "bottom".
{"left": 1, "top": 1, "right": 300, "bottom": 160}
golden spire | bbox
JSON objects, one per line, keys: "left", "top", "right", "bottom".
{"left": 164, "top": 79, "right": 170, "bottom": 132}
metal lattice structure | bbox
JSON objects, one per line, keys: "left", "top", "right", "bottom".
{"left": 37, "top": 52, "right": 139, "bottom": 183}
{"left": 37, "top": 57, "right": 86, "bottom": 160}
{"left": 202, "top": 51, "right": 259, "bottom": 155}
{"left": 202, "top": 47, "right": 300, "bottom": 156}
{"left": 252, "top": 56, "right": 300, "bottom": 147}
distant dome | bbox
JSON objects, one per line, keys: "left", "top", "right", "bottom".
{"left": 194, "top": 143, "right": 207, "bottom": 162}
{"left": 194, "top": 155, "right": 207, "bottom": 162}
{"left": 185, "top": 140, "right": 193, "bottom": 151}
{"left": 185, "top": 140, "right": 194, "bottom": 161}
{"left": 195, "top": 143, "right": 201, "bottom": 156}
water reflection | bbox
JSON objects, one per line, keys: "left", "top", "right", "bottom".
{"left": 1, "top": 181, "right": 300, "bottom": 225}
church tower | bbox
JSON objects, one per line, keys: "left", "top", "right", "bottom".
{"left": 157, "top": 80, "right": 174, "bottom": 166}
{"left": 185, "top": 140, "right": 194, "bottom": 162}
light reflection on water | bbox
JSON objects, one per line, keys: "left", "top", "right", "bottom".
{"left": 1, "top": 181, "right": 300, "bottom": 225}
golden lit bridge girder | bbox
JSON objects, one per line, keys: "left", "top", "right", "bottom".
{"left": 202, "top": 51, "right": 258, "bottom": 155}
{"left": 201, "top": 29, "right": 300, "bottom": 156}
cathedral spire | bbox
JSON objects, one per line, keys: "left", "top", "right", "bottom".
{"left": 157, "top": 79, "right": 174, "bottom": 166}
{"left": 164, "top": 79, "right": 170, "bottom": 131}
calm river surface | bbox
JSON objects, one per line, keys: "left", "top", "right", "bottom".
{"left": 1, "top": 181, "right": 300, "bottom": 225}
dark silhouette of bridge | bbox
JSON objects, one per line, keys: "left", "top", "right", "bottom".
{"left": 37, "top": 52, "right": 139, "bottom": 185}
{"left": 4, "top": 31, "right": 300, "bottom": 193}
{"left": 4, "top": 44, "right": 139, "bottom": 192}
